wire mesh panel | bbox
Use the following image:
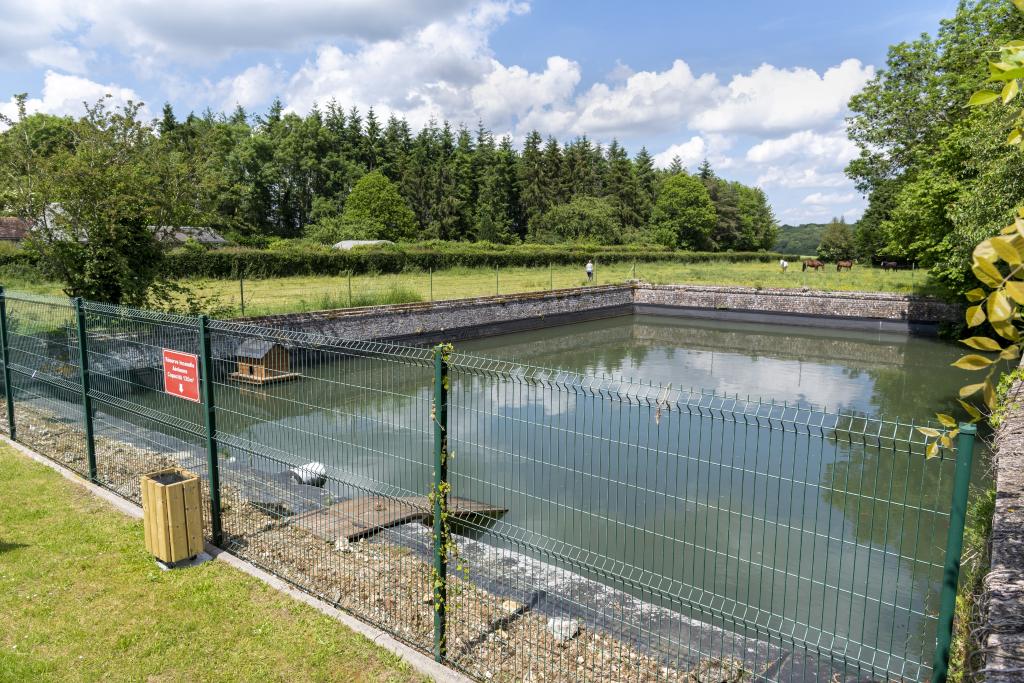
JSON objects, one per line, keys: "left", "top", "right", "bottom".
{"left": 444, "top": 353, "right": 958, "bottom": 682}
{"left": 82, "top": 302, "right": 206, "bottom": 505}
{"left": 0, "top": 288, "right": 972, "bottom": 683}
{"left": 206, "top": 320, "right": 438, "bottom": 651}
{"left": 4, "top": 293, "right": 88, "bottom": 475}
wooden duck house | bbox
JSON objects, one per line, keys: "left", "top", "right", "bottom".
{"left": 229, "top": 339, "right": 299, "bottom": 385}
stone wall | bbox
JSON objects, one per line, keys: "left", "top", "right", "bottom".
{"left": 986, "top": 374, "right": 1024, "bottom": 682}
{"left": 634, "top": 284, "right": 961, "bottom": 332}
{"left": 241, "top": 283, "right": 961, "bottom": 342}
{"left": 244, "top": 285, "right": 634, "bottom": 344}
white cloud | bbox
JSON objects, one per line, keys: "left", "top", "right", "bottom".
{"left": 802, "top": 191, "right": 859, "bottom": 205}
{"left": 755, "top": 166, "right": 851, "bottom": 189}
{"left": 213, "top": 64, "right": 286, "bottom": 111}
{"left": 691, "top": 59, "right": 873, "bottom": 135}
{"left": 0, "top": 71, "right": 146, "bottom": 123}
{"left": 653, "top": 136, "right": 707, "bottom": 169}
{"left": 0, "top": 1, "right": 481, "bottom": 71}
{"left": 745, "top": 129, "right": 858, "bottom": 165}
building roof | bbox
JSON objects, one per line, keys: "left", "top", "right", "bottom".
{"left": 151, "top": 225, "right": 227, "bottom": 245}
{"left": 235, "top": 339, "right": 285, "bottom": 359}
{"left": 0, "top": 217, "right": 31, "bottom": 241}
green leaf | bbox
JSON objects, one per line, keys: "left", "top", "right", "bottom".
{"left": 1003, "top": 79, "right": 1020, "bottom": 103}
{"left": 959, "top": 383, "right": 984, "bottom": 398}
{"left": 972, "top": 259, "right": 1002, "bottom": 288}
{"left": 1001, "top": 344, "right": 1021, "bottom": 360}
{"left": 957, "top": 399, "right": 982, "bottom": 421}
{"left": 952, "top": 354, "right": 994, "bottom": 370}
{"left": 936, "top": 413, "right": 957, "bottom": 428}
{"left": 993, "top": 319, "right": 1021, "bottom": 342}
{"left": 1015, "top": 0, "right": 1024, "bottom": 15}
{"left": 917, "top": 426, "right": 941, "bottom": 438}
{"left": 961, "top": 336, "right": 1002, "bottom": 351}
{"left": 1009, "top": 128, "right": 1023, "bottom": 145}
{"left": 966, "top": 304, "right": 987, "bottom": 327}
{"left": 1005, "top": 280, "right": 1024, "bottom": 304}
{"left": 974, "top": 239, "right": 998, "bottom": 263}
{"left": 987, "top": 290, "right": 1013, "bottom": 322}
{"left": 985, "top": 379, "right": 998, "bottom": 411}
{"left": 992, "top": 235, "right": 1024, "bottom": 264}
{"left": 965, "top": 287, "right": 987, "bottom": 302}
{"left": 968, "top": 90, "right": 1000, "bottom": 106}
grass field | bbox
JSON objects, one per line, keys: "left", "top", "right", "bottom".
{"left": 0, "top": 445, "right": 427, "bottom": 683}
{"left": 192, "top": 260, "right": 935, "bottom": 317}
{"left": 1, "top": 259, "right": 936, "bottom": 317}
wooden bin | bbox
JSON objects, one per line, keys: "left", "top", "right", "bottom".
{"left": 141, "top": 467, "right": 204, "bottom": 564}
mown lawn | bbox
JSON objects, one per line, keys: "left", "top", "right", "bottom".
{"left": 0, "top": 445, "right": 429, "bottom": 683}
{"left": 185, "top": 260, "right": 932, "bottom": 317}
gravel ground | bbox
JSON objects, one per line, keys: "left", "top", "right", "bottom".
{"left": 11, "top": 402, "right": 754, "bottom": 683}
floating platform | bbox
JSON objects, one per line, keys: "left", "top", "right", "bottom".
{"left": 292, "top": 495, "right": 507, "bottom": 543}
{"left": 228, "top": 371, "right": 301, "bottom": 386}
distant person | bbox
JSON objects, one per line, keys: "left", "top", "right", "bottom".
{"left": 780, "top": 258, "right": 788, "bottom": 273}
{"left": 585, "top": 259, "right": 594, "bottom": 282}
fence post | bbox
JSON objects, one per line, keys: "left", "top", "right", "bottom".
{"left": 198, "top": 315, "right": 223, "bottom": 547}
{"left": 495, "top": 266, "right": 499, "bottom": 296}
{"left": 239, "top": 275, "right": 245, "bottom": 317}
{"left": 74, "top": 298, "right": 97, "bottom": 481}
{"left": 931, "top": 422, "right": 977, "bottom": 683}
{"left": 0, "top": 287, "right": 15, "bottom": 440}
{"left": 431, "top": 344, "right": 449, "bottom": 662}
{"left": 549, "top": 264, "right": 553, "bottom": 291}
{"left": 347, "top": 272, "right": 353, "bottom": 307}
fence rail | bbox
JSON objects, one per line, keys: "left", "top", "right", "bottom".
{"left": 0, "top": 286, "right": 976, "bottom": 682}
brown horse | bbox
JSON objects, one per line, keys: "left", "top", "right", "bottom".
{"left": 802, "top": 259, "right": 825, "bottom": 272}
{"left": 837, "top": 259, "right": 854, "bottom": 272}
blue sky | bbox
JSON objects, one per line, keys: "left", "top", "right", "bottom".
{"left": 0, "top": 0, "right": 958, "bottom": 223}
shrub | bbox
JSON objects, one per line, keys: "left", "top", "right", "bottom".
{"left": 160, "top": 242, "right": 799, "bottom": 279}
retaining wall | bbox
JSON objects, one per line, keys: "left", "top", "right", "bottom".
{"left": 242, "top": 283, "right": 962, "bottom": 342}
{"left": 986, "top": 373, "right": 1024, "bottom": 682}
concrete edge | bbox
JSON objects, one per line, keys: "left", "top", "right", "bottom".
{"left": 1, "top": 436, "right": 470, "bottom": 683}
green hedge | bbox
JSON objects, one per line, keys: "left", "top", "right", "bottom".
{"left": 161, "top": 243, "right": 801, "bottom": 279}
{"left": 0, "top": 242, "right": 802, "bottom": 280}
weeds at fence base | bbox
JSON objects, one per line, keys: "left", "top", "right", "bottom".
{"left": 11, "top": 403, "right": 740, "bottom": 683}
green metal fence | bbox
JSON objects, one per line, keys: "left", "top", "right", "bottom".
{"left": 0, "top": 287, "right": 976, "bottom": 682}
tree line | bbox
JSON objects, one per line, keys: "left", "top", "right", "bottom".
{"left": 845, "top": 0, "right": 1024, "bottom": 292}
{"left": 2, "top": 95, "right": 778, "bottom": 251}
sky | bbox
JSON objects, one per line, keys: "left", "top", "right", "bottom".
{"left": 0, "top": 0, "right": 958, "bottom": 224}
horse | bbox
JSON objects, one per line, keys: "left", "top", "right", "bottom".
{"left": 802, "top": 259, "right": 825, "bottom": 272}
{"left": 880, "top": 261, "right": 899, "bottom": 271}
{"left": 837, "top": 259, "right": 854, "bottom": 272}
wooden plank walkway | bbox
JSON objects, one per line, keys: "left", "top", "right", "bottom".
{"left": 292, "top": 495, "right": 507, "bottom": 543}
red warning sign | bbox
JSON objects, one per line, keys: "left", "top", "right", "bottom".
{"left": 162, "top": 349, "right": 201, "bottom": 403}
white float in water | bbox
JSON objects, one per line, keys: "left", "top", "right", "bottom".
{"left": 288, "top": 462, "right": 327, "bottom": 487}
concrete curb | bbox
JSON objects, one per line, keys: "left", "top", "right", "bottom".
{"left": 2, "top": 437, "right": 470, "bottom": 683}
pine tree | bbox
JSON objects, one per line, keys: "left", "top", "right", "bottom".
{"left": 604, "top": 140, "right": 639, "bottom": 235}
{"left": 633, "top": 147, "right": 657, "bottom": 225}
{"left": 362, "top": 107, "right": 382, "bottom": 171}
{"left": 667, "top": 155, "right": 684, "bottom": 175}
{"left": 518, "top": 130, "right": 547, "bottom": 229}
{"left": 541, "top": 137, "right": 566, "bottom": 207}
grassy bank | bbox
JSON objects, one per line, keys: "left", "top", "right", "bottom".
{"left": 193, "top": 261, "right": 933, "bottom": 317}
{"left": 948, "top": 487, "right": 996, "bottom": 682}
{"left": 0, "top": 444, "right": 427, "bottom": 683}
{"left": 1, "top": 260, "right": 935, "bottom": 317}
